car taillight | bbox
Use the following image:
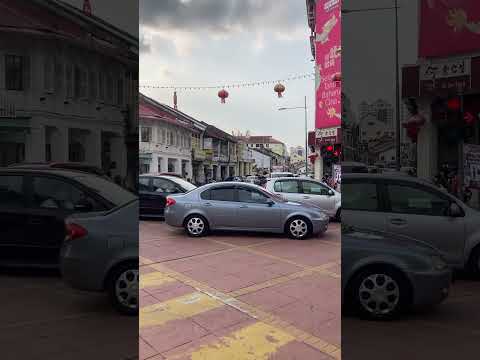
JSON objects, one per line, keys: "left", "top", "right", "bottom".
{"left": 166, "top": 197, "right": 176, "bottom": 207}
{"left": 65, "top": 223, "right": 88, "bottom": 241}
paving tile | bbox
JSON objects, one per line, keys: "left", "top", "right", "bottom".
{"left": 140, "top": 318, "right": 209, "bottom": 354}
{"left": 191, "top": 305, "right": 252, "bottom": 332}
{"left": 237, "top": 287, "right": 298, "bottom": 312}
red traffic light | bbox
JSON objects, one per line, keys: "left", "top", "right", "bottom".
{"left": 447, "top": 98, "right": 460, "bottom": 111}
{"left": 326, "top": 145, "right": 334, "bottom": 152}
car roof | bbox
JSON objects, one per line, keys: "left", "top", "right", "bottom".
{"left": 342, "top": 173, "right": 434, "bottom": 185}
{"left": 0, "top": 167, "right": 99, "bottom": 178}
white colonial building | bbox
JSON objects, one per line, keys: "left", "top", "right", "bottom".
{"left": 139, "top": 94, "right": 196, "bottom": 179}
{"left": 0, "top": 0, "right": 138, "bottom": 186}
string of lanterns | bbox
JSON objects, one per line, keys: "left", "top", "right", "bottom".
{"left": 140, "top": 72, "right": 315, "bottom": 104}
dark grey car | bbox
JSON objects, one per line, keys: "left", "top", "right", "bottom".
{"left": 164, "top": 182, "right": 329, "bottom": 239}
{"left": 342, "top": 225, "right": 451, "bottom": 320}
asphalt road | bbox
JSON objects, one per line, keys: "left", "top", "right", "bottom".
{"left": 342, "top": 276, "right": 480, "bottom": 360}
{"left": 1, "top": 268, "right": 138, "bottom": 360}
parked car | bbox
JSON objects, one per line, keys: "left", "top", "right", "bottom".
{"left": 139, "top": 174, "right": 196, "bottom": 218}
{"left": 342, "top": 173, "right": 480, "bottom": 275}
{"left": 164, "top": 182, "right": 329, "bottom": 239}
{"left": 246, "top": 175, "right": 261, "bottom": 185}
{"left": 224, "top": 176, "right": 244, "bottom": 182}
{"left": 8, "top": 162, "right": 111, "bottom": 180}
{"left": 266, "top": 177, "right": 341, "bottom": 221}
{"left": 60, "top": 199, "right": 138, "bottom": 315}
{"left": 0, "top": 168, "right": 137, "bottom": 266}
{"left": 341, "top": 162, "right": 368, "bottom": 174}
{"left": 270, "top": 172, "right": 295, "bottom": 178}
{"left": 158, "top": 172, "right": 184, "bottom": 179}
{"left": 342, "top": 225, "right": 451, "bottom": 320}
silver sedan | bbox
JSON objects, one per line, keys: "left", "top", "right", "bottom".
{"left": 342, "top": 225, "right": 451, "bottom": 320}
{"left": 164, "top": 182, "right": 329, "bottom": 239}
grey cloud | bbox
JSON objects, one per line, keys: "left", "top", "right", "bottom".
{"left": 140, "top": 0, "right": 305, "bottom": 34}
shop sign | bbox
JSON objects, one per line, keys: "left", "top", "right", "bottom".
{"left": 315, "top": 0, "right": 341, "bottom": 129}
{"left": 315, "top": 127, "right": 340, "bottom": 145}
{"left": 464, "top": 143, "right": 480, "bottom": 190}
{"left": 420, "top": 58, "right": 471, "bottom": 96}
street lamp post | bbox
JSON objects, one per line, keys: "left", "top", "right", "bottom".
{"left": 343, "top": 1, "right": 401, "bottom": 170}
{"left": 278, "top": 95, "right": 308, "bottom": 174}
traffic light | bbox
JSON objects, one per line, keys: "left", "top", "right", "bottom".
{"left": 321, "top": 144, "right": 340, "bottom": 163}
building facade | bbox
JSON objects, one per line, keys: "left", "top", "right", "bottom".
{"left": 139, "top": 94, "right": 197, "bottom": 179}
{"left": 243, "top": 135, "right": 288, "bottom": 158}
{"left": 0, "top": 0, "right": 138, "bottom": 188}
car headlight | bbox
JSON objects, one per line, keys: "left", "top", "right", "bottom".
{"left": 431, "top": 255, "right": 448, "bottom": 271}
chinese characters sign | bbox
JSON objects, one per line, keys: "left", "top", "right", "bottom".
{"left": 315, "top": 0, "right": 341, "bottom": 130}
{"left": 420, "top": 58, "right": 471, "bottom": 96}
{"left": 419, "top": 0, "right": 480, "bottom": 58}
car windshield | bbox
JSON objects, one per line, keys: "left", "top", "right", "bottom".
{"left": 73, "top": 174, "right": 137, "bottom": 206}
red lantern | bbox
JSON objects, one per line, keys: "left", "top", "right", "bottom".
{"left": 218, "top": 89, "right": 229, "bottom": 104}
{"left": 274, "top": 83, "right": 285, "bottom": 98}
{"left": 447, "top": 97, "right": 460, "bottom": 111}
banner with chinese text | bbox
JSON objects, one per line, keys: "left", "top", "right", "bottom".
{"left": 315, "top": 0, "right": 341, "bottom": 130}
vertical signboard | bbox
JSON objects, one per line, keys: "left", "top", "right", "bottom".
{"left": 315, "top": 0, "right": 341, "bottom": 130}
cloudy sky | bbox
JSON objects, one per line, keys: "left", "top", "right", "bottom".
{"left": 139, "top": 0, "right": 316, "bottom": 149}
{"left": 62, "top": 0, "right": 138, "bottom": 36}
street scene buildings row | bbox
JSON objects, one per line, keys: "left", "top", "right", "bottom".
{"left": 139, "top": 93, "right": 291, "bottom": 184}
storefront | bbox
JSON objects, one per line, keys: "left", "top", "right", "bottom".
{"left": 402, "top": 1, "right": 480, "bottom": 207}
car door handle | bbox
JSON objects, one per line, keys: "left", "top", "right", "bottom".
{"left": 239, "top": 205, "right": 248, "bottom": 208}
{"left": 303, "top": 196, "right": 310, "bottom": 199}
{"left": 204, "top": 203, "right": 213, "bottom": 207}
{"left": 389, "top": 218, "right": 407, "bottom": 226}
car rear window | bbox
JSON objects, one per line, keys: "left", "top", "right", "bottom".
{"left": 73, "top": 174, "right": 137, "bottom": 206}
{"left": 171, "top": 177, "right": 197, "bottom": 192}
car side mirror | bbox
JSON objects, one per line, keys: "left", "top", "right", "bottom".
{"left": 328, "top": 189, "right": 335, "bottom": 196}
{"left": 266, "top": 199, "right": 275, "bottom": 206}
{"left": 448, "top": 203, "right": 463, "bottom": 217}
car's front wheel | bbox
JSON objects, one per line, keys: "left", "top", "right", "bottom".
{"left": 107, "top": 262, "right": 139, "bottom": 316}
{"left": 286, "top": 217, "right": 312, "bottom": 240}
{"left": 349, "top": 267, "right": 411, "bottom": 320}
{"left": 184, "top": 215, "right": 209, "bottom": 237}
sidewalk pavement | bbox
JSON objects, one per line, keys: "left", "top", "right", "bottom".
{"left": 140, "top": 221, "right": 341, "bottom": 360}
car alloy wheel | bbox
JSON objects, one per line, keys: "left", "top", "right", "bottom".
{"left": 115, "top": 268, "right": 139, "bottom": 311}
{"left": 289, "top": 218, "right": 309, "bottom": 239}
{"left": 358, "top": 273, "right": 400, "bottom": 317}
{"left": 186, "top": 216, "right": 206, "bottom": 236}
{"left": 107, "top": 263, "right": 139, "bottom": 315}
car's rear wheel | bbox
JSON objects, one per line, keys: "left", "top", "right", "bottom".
{"left": 348, "top": 267, "right": 411, "bottom": 320}
{"left": 286, "top": 217, "right": 311, "bottom": 240}
{"left": 107, "top": 262, "right": 138, "bottom": 316}
{"left": 184, "top": 215, "right": 209, "bottom": 237}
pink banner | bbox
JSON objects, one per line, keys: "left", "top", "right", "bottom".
{"left": 419, "top": 0, "right": 480, "bottom": 58}
{"left": 315, "top": 0, "right": 341, "bottom": 130}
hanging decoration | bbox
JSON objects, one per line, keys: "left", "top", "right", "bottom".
{"left": 139, "top": 72, "right": 314, "bottom": 90}
{"left": 218, "top": 89, "right": 229, "bottom": 104}
{"left": 403, "top": 114, "right": 426, "bottom": 143}
{"left": 274, "top": 83, "right": 285, "bottom": 98}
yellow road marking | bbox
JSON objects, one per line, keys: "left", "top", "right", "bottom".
{"left": 140, "top": 292, "right": 223, "bottom": 329}
{"left": 140, "top": 271, "right": 176, "bottom": 290}
{"left": 185, "top": 322, "right": 295, "bottom": 360}
{"left": 147, "top": 264, "right": 341, "bottom": 359}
